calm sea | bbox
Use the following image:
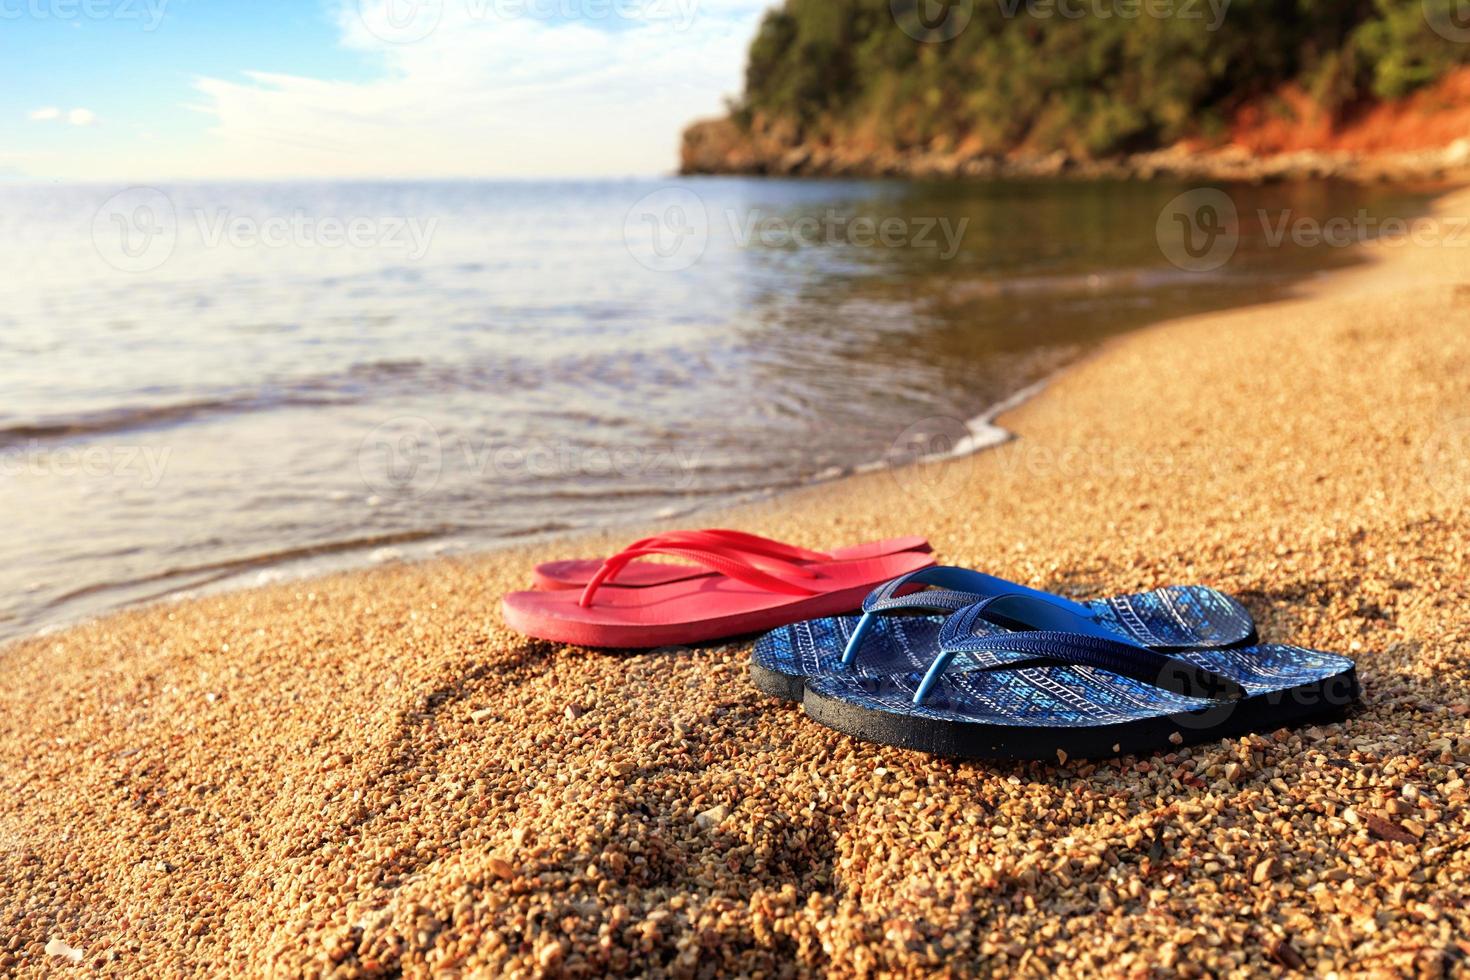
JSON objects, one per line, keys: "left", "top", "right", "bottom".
{"left": 0, "top": 177, "right": 1431, "bottom": 642}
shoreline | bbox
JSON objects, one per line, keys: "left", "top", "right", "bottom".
{"left": 1, "top": 189, "right": 1467, "bottom": 974}
{"left": 680, "top": 116, "right": 1470, "bottom": 184}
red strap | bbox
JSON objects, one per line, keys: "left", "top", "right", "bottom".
{"left": 578, "top": 544, "right": 824, "bottom": 608}
{"left": 625, "top": 529, "right": 829, "bottom": 565}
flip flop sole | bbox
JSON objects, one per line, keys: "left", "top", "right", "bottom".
{"left": 750, "top": 585, "right": 1258, "bottom": 703}
{"left": 801, "top": 646, "right": 1357, "bottom": 760}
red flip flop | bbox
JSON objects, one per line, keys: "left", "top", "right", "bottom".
{"left": 531, "top": 529, "right": 930, "bottom": 590}
{"left": 503, "top": 543, "right": 936, "bottom": 648}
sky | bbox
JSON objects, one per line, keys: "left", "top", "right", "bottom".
{"left": 1, "top": 0, "right": 772, "bottom": 181}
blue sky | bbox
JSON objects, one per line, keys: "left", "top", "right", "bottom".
{"left": 2, "top": 0, "right": 770, "bottom": 180}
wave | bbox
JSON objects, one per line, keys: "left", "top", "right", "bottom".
{"left": 40, "top": 529, "right": 447, "bottom": 608}
{"left": 0, "top": 359, "right": 433, "bottom": 448}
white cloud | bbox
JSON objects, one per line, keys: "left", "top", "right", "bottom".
{"left": 28, "top": 106, "right": 99, "bottom": 125}
{"left": 184, "top": 0, "right": 770, "bottom": 178}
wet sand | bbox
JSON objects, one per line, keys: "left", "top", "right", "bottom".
{"left": 2, "top": 190, "right": 1468, "bottom": 976}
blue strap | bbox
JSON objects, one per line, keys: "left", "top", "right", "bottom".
{"left": 840, "top": 567, "right": 992, "bottom": 668}
{"left": 840, "top": 566, "right": 1109, "bottom": 669}
{"left": 914, "top": 599, "right": 1246, "bottom": 705}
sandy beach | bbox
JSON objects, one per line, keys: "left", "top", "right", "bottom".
{"left": 3, "top": 189, "right": 1468, "bottom": 976}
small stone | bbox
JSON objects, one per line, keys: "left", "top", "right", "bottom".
{"left": 45, "top": 938, "right": 83, "bottom": 963}
{"left": 695, "top": 804, "right": 730, "bottom": 830}
{"left": 470, "top": 708, "right": 494, "bottom": 723}
{"left": 1253, "top": 857, "right": 1277, "bottom": 884}
{"left": 1363, "top": 812, "right": 1416, "bottom": 844}
{"left": 1224, "top": 762, "right": 1242, "bottom": 783}
{"left": 537, "top": 940, "right": 564, "bottom": 969}
{"left": 1056, "top": 749, "right": 1067, "bottom": 765}
{"left": 1266, "top": 937, "right": 1306, "bottom": 970}
{"left": 1168, "top": 732, "right": 1184, "bottom": 746}
{"left": 564, "top": 704, "right": 585, "bottom": 720}
{"left": 486, "top": 857, "right": 515, "bottom": 881}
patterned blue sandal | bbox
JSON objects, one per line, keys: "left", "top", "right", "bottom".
{"left": 802, "top": 596, "right": 1358, "bottom": 760}
{"left": 749, "top": 566, "right": 1257, "bottom": 701}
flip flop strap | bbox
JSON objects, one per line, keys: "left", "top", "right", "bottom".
{"left": 841, "top": 566, "right": 1102, "bottom": 668}
{"left": 914, "top": 600, "right": 1246, "bottom": 705}
{"left": 578, "top": 544, "right": 823, "bottom": 608}
{"left": 626, "top": 529, "right": 830, "bottom": 564}
{"left": 840, "top": 569, "right": 981, "bottom": 668}
{"left": 617, "top": 531, "right": 825, "bottom": 580}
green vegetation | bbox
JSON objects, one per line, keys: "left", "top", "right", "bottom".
{"left": 735, "top": 0, "right": 1470, "bottom": 157}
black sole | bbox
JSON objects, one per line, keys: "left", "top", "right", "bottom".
{"left": 749, "top": 662, "right": 805, "bottom": 702}
{"left": 802, "top": 668, "right": 1359, "bottom": 760}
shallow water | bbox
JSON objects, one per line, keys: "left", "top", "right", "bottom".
{"left": 0, "top": 177, "right": 1434, "bottom": 641}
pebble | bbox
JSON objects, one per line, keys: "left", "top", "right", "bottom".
{"left": 695, "top": 804, "right": 730, "bottom": 830}
{"left": 44, "top": 939, "right": 82, "bottom": 963}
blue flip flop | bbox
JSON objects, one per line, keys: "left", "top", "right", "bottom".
{"left": 749, "top": 566, "right": 1257, "bottom": 700}
{"left": 801, "top": 596, "right": 1358, "bottom": 760}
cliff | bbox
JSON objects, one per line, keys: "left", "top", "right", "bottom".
{"left": 682, "top": 0, "right": 1470, "bottom": 182}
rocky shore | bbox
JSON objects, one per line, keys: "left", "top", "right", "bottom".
{"left": 681, "top": 115, "right": 1470, "bottom": 184}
